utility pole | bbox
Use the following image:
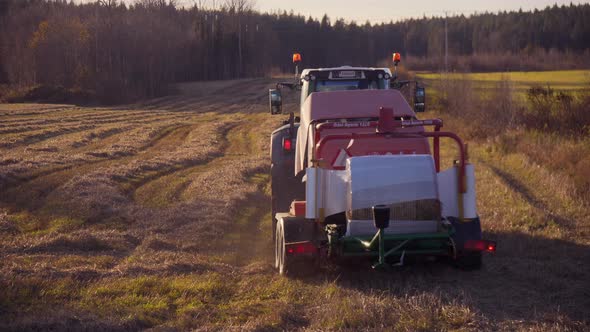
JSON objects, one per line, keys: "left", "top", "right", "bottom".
{"left": 95, "top": 1, "right": 100, "bottom": 86}
{"left": 238, "top": 15, "right": 242, "bottom": 78}
{"left": 444, "top": 11, "right": 448, "bottom": 72}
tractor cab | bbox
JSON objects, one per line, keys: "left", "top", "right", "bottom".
{"left": 298, "top": 67, "right": 392, "bottom": 106}
{"left": 269, "top": 53, "right": 425, "bottom": 115}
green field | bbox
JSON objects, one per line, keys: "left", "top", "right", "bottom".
{"left": 416, "top": 70, "right": 590, "bottom": 95}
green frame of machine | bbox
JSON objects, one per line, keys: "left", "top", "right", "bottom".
{"left": 332, "top": 228, "right": 455, "bottom": 269}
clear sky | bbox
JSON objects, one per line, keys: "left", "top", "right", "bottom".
{"left": 172, "top": 0, "right": 588, "bottom": 23}
{"left": 82, "top": 1, "right": 588, "bottom": 23}
{"left": 253, "top": 0, "right": 588, "bottom": 23}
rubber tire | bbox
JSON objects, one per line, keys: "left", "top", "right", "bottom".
{"left": 455, "top": 252, "right": 482, "bottom": 270}
{"left": 275, "top": 220, "right": 288, "bottom": 274}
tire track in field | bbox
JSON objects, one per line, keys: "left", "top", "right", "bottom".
{"left": 0, "top": 105, "right": 75, "bottom": 117}
{"left": 0, "top": 112, "right": 198, "bottom": 179}
{"left": 119, "top": 90, "right": 272, "bottom": 208}
{"left": 0, "top": 124, "right": 98, "bottom": 148}
{"left": 4, "top": 118, "right": 177, "bottom": 174}
{"left": 135, "top": 78, "right": 269, "bottom": 112}
{"left": 143, "top": 96, "right": 208, "bottom": 112}
{"left": 131, "top": 103, "right": 266, "bottom": 208}
{"left": 46, "top": 113, "right": 195, "bottom": 149}
{"left": 0, "top": 121, "right": 205, "bottom": 211}
{"left": 225, "top": 172, "right": 273, "bottom": 266}
{"left": 122, "top": 95, "right": 277, "bottom": 261}
{"left": 151, "top": 111, "right": 278, "bottom": 265}
{"left": 1, "top": 80, "right": 276, "bottom": 266}
{"left": 130, "top": 122, "right": 236, "bottom": 208}
{"left": 0, "top": 111, "right": 183, "bottom": 143}
{"left": 0, "top": 111, "right": 163, "bottom": 135}
{"left": 0, "top": 109, "right": 150, "bottom": 126}
{"left": 67, "top": 125, "right": 137, "bottom": 149}
{"left": 219, "top": 110, "right": 282, "bottom": 265}
{"left": 130, "top": 115, "right": 254, "bottom": 207}
{"left": 114, "top": 122, "right": 229, "bottom": 195}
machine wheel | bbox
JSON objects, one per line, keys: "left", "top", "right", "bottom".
{"left": 275, "top": 218, "right": 316, "bottom": 276}
{"left": 448, "top": 217, "right": 483, "bottom": 270}
{"left": 455, "top": 252, "right": 482, "bottom": 270}
{"left": 275, "top": 219, "right": 290, "bottom": 275}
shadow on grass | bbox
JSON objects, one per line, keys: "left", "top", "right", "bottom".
{"left": 485, "top": 163, "right": 577, "bottom": 229}
{"left": 295, "top": 230, "right": 590, "bottom": 325}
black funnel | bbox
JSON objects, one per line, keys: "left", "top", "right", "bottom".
{"left": 372, "top": 205, "right": 390, "bottom": 229}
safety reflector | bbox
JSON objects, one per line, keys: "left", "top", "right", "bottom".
{"left": 464, "top": 240, "right": 497, "bottom": 253}
{"left": 487, "top": 242, "right": 496, "bottom": 252}
{"left": 283, "top": 137, "right": 292, "bottom": 151}
{"left": 285, "top": 241, "right": 317, "bottom": 256}
{"left": 331, "top": 148, "right": 351, "bottom": 169}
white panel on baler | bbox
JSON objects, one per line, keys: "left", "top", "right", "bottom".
{"left": 346, "top": 155, "right": 439, "bottom": 236}
{"left": 436, "top": 164, "right": 478, "bottom": 219}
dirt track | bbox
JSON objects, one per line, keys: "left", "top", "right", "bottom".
{"left": 0, "top": 79, "right": 588, "bottom": 331}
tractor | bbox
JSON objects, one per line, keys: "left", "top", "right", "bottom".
{"left": 269, "top": 53, "right": 495, "bottom": 275}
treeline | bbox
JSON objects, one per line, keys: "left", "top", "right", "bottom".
{"left": 0, "top": 0, "right": 589, "bottom": 103}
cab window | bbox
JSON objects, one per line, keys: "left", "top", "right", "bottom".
{"left": 299, "top": 73, "right": 390, "bottom": 104}
{"left": 314, "top": 79, "right": 380, "bottom": 92}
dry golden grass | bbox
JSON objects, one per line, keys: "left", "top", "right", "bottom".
{"left": 0, "top": 78, "right": 588, "bottom": 331}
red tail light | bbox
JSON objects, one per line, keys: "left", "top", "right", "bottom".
{"left": 285, "top": 241, "right": 317, "bottom": 255}
{"left": 486, "top": 242, "right": 496, "bottom": 252}
{"left": 464, "top": 240, "right": 496, "bottom": 253}
{"left": 283, "top": 137, "right": 292, "bottom": 151}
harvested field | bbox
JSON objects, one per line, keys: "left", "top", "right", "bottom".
{"left": 0, "top": 79, "right": 588, "bottom": 331}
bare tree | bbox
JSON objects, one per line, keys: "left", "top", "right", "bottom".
{"left": 1, "top": 0, "right": 589, "bottom": 103}
{"left": 224, "top": 0, "right": 255, "bottom": 77}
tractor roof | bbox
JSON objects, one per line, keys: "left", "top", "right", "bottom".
{"left": 300, "top": 66, "right": 392, "bottom": 78}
